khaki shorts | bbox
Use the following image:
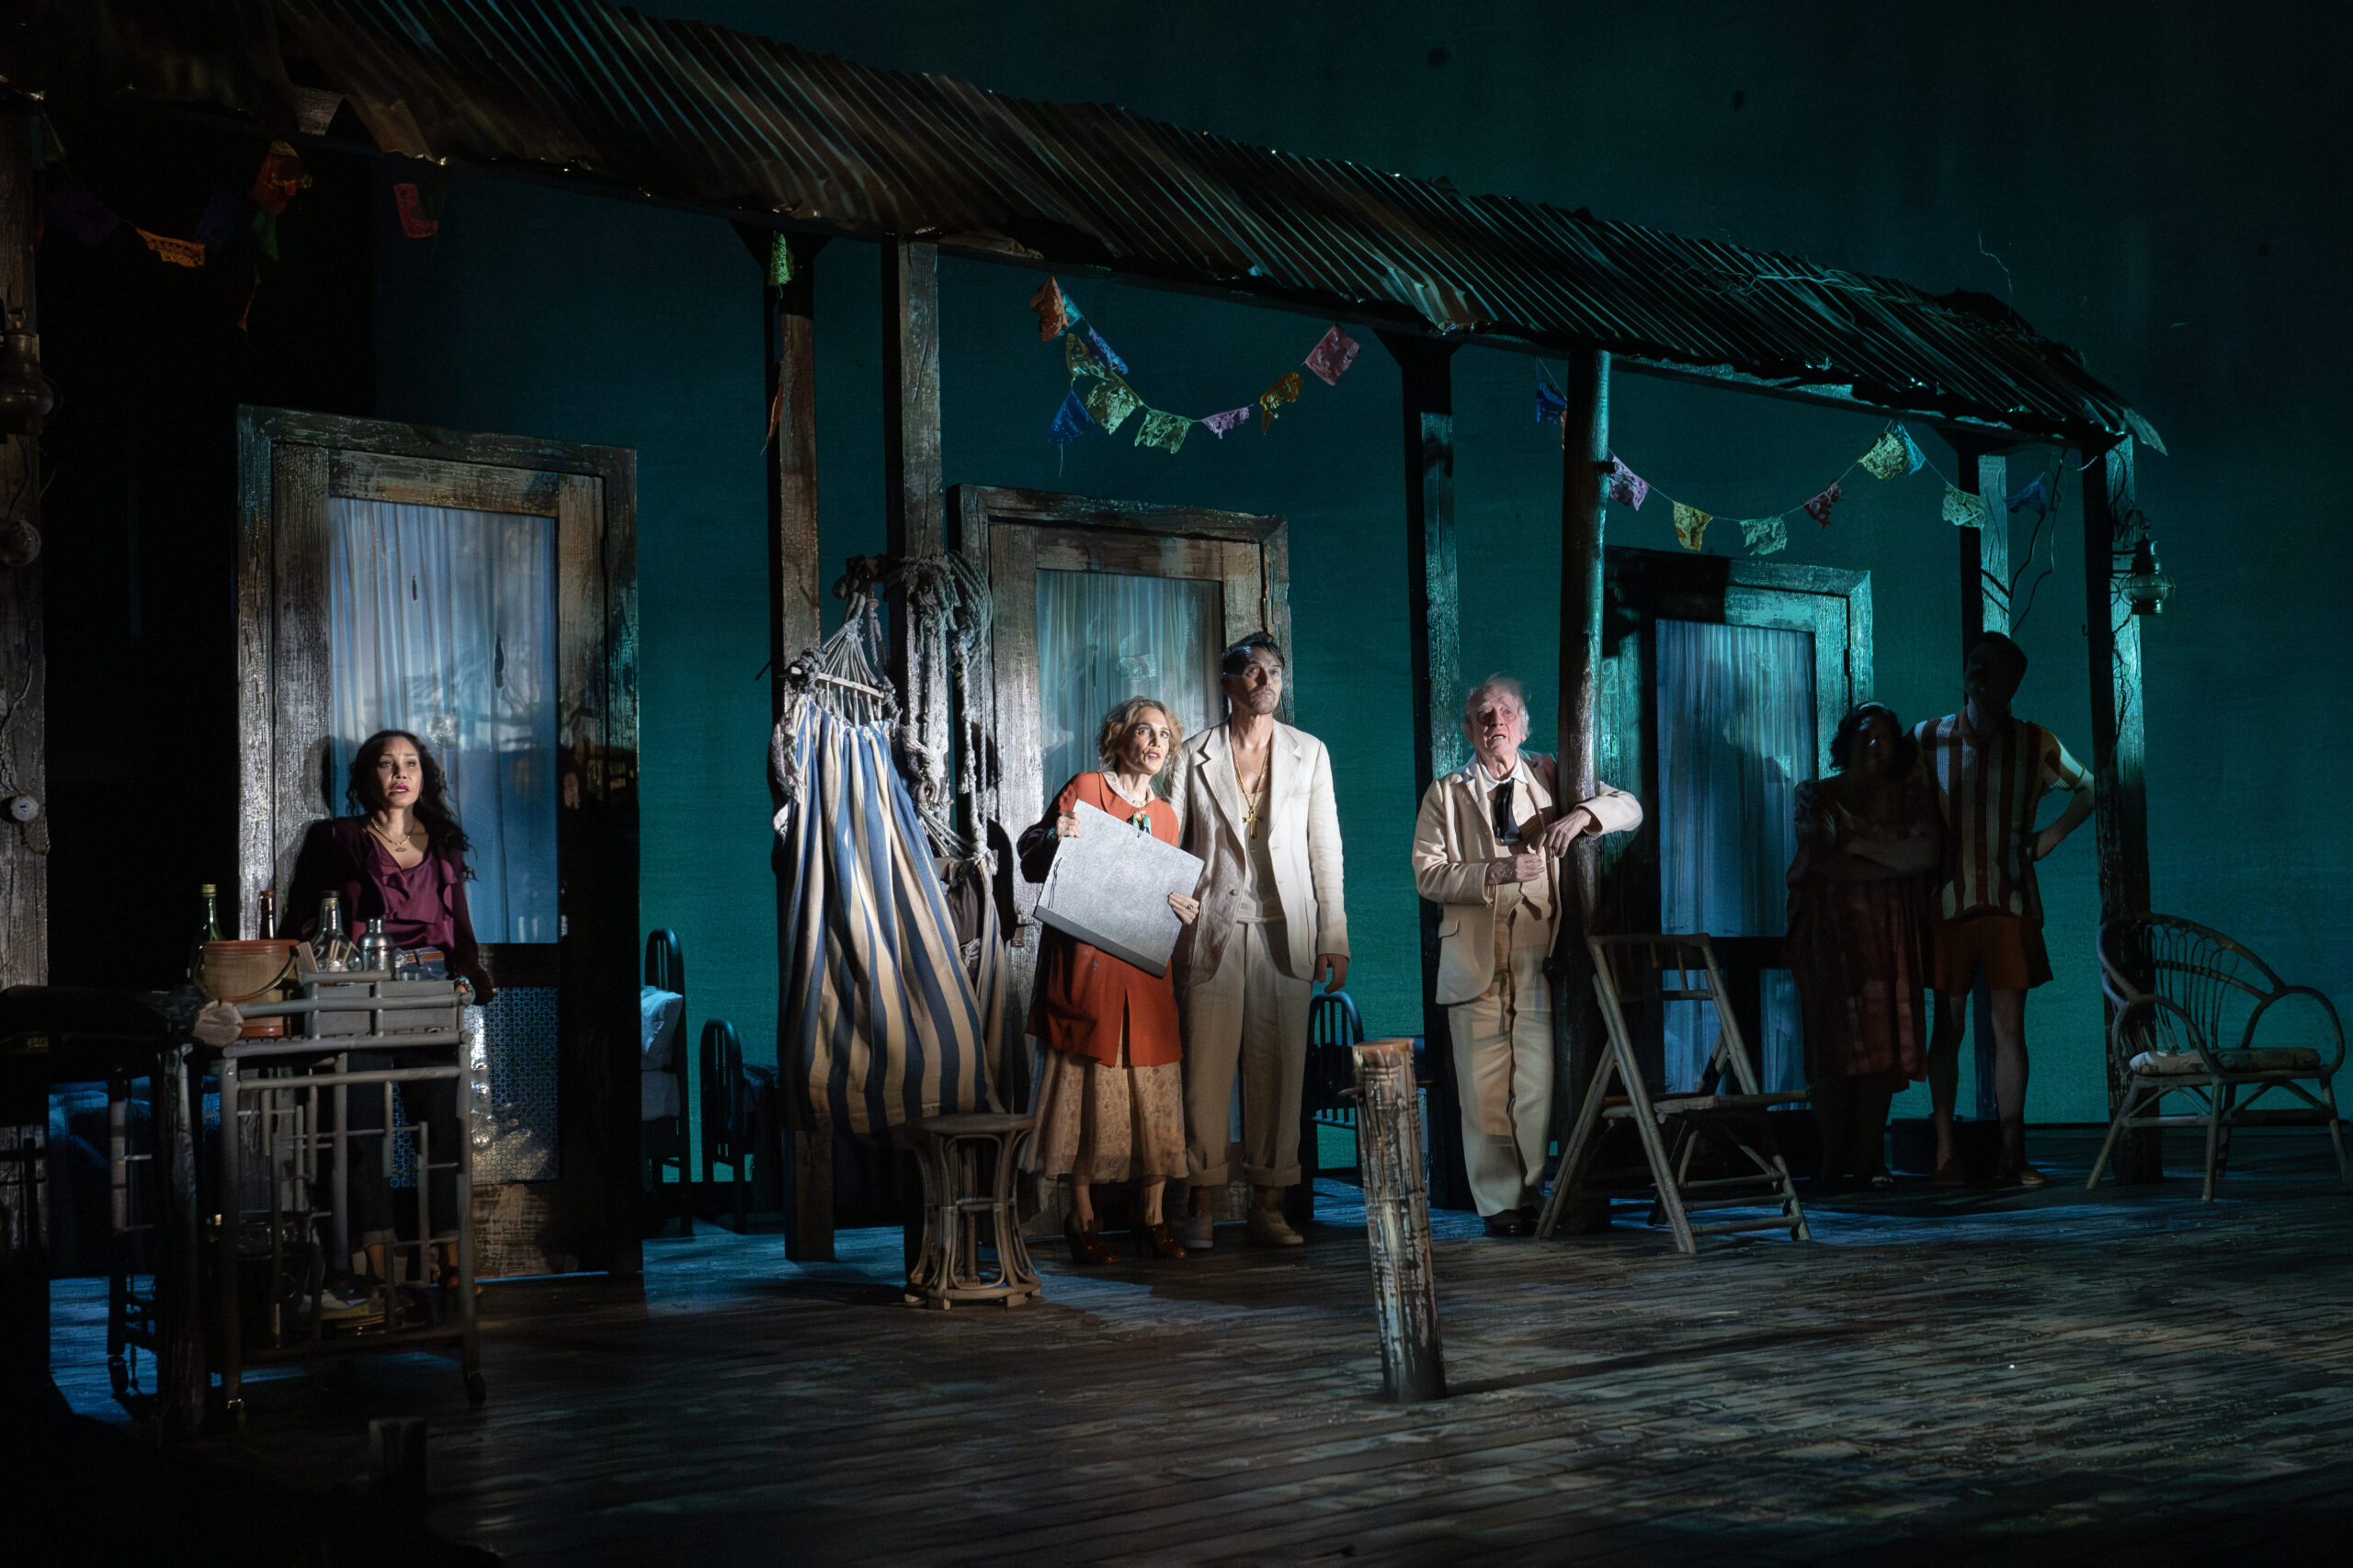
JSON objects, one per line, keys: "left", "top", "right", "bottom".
{"left": 1931, "top": 913, "right": 2052, "bottom": 994}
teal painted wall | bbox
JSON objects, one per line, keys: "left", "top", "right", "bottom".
{"left": 374, "top": 1, "right": 2350, "bottom": 1127}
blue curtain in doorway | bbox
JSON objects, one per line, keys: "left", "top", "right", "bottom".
{"left": 1655, "top": 619, "right": 1815, "bottom": 1094}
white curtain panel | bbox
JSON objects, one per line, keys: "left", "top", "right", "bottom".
{"left": 327, "top": 497, "right": 560, "bottom": 944}
{"left": 1654, "top": 618, "right": 1817, "bottom": 1093}
{"left": 1034, "top": 568, "right": 1223, "bottom": 814}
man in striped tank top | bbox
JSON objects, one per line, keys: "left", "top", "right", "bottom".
{"left": 1913, "top": 631, "right": 2095, "bottom": 1187}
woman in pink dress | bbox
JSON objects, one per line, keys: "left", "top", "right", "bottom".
{"left": 1786, "top": 704, "right": 1941, "bottom": 1187}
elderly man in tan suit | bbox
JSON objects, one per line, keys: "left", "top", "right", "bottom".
{"left": 1175, "top": 632, "right": 1347, "bottom": 1250}
{"left": 1413, "top": 676, "right": 1642, "bottom": 1236}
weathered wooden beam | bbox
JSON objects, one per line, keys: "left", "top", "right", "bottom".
{"left": 1381, "top": 334, "right": 1472, "bottom": 1213}
{"left": 1951, "top": 445, "right": 2008, "bottom": 1124}
{"left": 752, "top": 230, "right": 837, "bottom": 1261}
{"left": 882, "top": 240, "right": 946, "bottom": 712}
{"left": 880, "top": 240, "right": 946, "bottom": 1261}
{"left": 0, "top": 116, "right": 45, "bottom": 987}
{"left": 1553, "top": 350, "right": 1609, "bottom": 1185}
{"left": 748, "top": 229, "right": 828, "bottom": 706}
{"left": 1351, "top": 1039, "right": 1445, "bottom": 1403}
{"left": 2082, "top": 436, "right": 2160, "bottom": 1182}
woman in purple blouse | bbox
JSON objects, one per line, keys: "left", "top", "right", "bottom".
{"left": 284, "top": 729, "right": 493, "bottom": 1299}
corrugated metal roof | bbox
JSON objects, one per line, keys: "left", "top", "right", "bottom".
{"left": 6, "top": 0, "right": 2157, "bottom": 447}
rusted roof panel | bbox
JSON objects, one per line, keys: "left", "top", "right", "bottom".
{"left": 6, "top": 0, "right": 2156, "bottom": 446}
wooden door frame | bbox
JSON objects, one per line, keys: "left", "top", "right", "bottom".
{"left": 1596, "top": 547, "right": 1870, "bottom": 1084}
{"left": 949, "top": 484, "right": 1289, "bottom": 1116}
{"left": 950, "top": 483, "right": 1291, "bottom": 846}
{"left": 233, "top": 406, "right": 642, "bottom": 1277}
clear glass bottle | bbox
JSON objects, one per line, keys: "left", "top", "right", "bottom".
{"left": 312, "top": 892, "right": 354, "bottom": 972}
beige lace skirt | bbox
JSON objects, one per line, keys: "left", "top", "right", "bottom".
{"left": 1029, "top": 1043, "right": 1187, "bottom": 1184}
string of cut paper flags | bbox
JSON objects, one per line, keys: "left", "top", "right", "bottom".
{"left": 1029, "top": 278, "right": 1361, "bottom": 457}
{"left": 36, "top": 101, "right": 449, "bottom": 333}
{"left": 1533, "top": 370, "right": 2070, "bottom": 560}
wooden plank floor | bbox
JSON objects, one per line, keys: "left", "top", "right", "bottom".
{"left": 50, "top": 1129, "right": 2353, "bottom": 1565}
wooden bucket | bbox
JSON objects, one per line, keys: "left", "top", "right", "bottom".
{"left": 196, "top": 939, "right": 300, "bottom": 1039}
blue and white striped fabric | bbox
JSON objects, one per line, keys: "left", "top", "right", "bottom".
{"left": 774, "top": 704, "right": 989, "bottom": 1133}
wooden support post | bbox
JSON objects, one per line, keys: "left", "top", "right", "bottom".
{"left": 1382, "top": 334, "right": 1472, "bottom": 1212}
{"left": 1554, "top": 350, "right": 1609, "bottom": 1192}
{"left": 1352, "top": 1039, "right": 1445, "bottom": 1403}
{"left": 2082, "top": 436, "right": 2160, "bottom": 1182}
{"left": 745, "top": 226, "right": 837, "bottom": 1261}
{"left": 882, "top": 240, "right": 947, "bottom": 714}
{"left": 881, "top": 240, "right": 945, "bottom": 1261}
{"left": 1954, "top": 448, "right": 2008, "bottom": 1124}
{"left": 0, "top": 116, "right": 46, "bottom": 988}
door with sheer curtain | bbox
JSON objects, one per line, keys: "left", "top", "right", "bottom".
{"left": 950, "top": 486, "right": 1290, "bottom": 1108}
{"left": 1594, "top": 549, "right": 1872, "bottom": 1096}
{"left": 235, "top": 407, "right": 639, "bottom": 1279}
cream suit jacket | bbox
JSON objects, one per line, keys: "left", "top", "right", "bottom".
{"left": 1411, "top": 756, "right": 1643, "bottom": 1008}
{"left": 1174, "top": 721, "right": 1348, "bottom": 983}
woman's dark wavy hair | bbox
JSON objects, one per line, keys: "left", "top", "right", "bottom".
{"left": 1828, "top": 702, "right": 1916, "bottom": 777}
{"left": 346, "top": 729, "right": 474, "bottom": 872}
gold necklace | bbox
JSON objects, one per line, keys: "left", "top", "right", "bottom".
{"left": 369, "top": 820, "right": 419, "bottom": 856}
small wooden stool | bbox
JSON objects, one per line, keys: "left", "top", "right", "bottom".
{"left": 901, "top": 1113, "right": 1041, "bottom": 1310}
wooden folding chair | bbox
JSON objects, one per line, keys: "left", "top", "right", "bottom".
{"left": 1536, "top": 934, "right": 1811, "bottom": 1255}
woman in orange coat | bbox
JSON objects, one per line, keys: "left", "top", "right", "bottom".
{"left": 1018, "top": 697, "right": 1200, "bottom": 1265}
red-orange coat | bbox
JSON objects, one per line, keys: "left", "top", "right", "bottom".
{"left": 1023, "top": 773, "right": 1185, "bottom": 1069}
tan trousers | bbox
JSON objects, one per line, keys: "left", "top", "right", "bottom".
{"left": 1447, "top": 903, "right": 1556, "bottom": 1217}
{"left": 1181, "top": 918, "right": 1313, "bottom": 1187}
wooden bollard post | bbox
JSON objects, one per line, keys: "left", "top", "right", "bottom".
{"left": 1351, "top": 1039, "right": 1446, "bottom": 1403}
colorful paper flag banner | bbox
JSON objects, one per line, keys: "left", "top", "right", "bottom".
{"left": 1672, "top": 503, "right": 1712, "bottom": 552}
{"left": 1535, "top": 381, "right": 1570, "bottom": 424}
{"left": 1740, "top": 517, "right": 1789, "bottom": 555}
{"left": 249, "top": 141, "right": 313, "bottom": 216}
{"left": 1604, "top": 458, "right": 1649, "bottom": 511}
{"left": 1900, "top": 426, "right": 1927, "bottom": 473}
{"left": 1030, "top": 277, "right": 1360, "bottom": 458}
{"left": 1257, "top": 371, "right": 1302, "bottom": 431}
{"left": 1858, "top": 430, "right": 1911, "bottom": 481}
{"left": 1134, "top": 409, "right": 1191, "bottom": 454}
{"left": 1029, "top": 277, "right": 1072, "bottom": 341}
{"left": 137, "top": 229, "right": 205, "bottom": 267}
{"left": 2006, "top": 476, "right": 2050, "bottom": 516}
{"left": 1303, "top": 325, "right": 1360, "bottom": 386}
{"left": 1085, "top": 378, "right": 1142, "bottom": 435}
{"left": 1803, "top": 481, "right": 1843, "bottom": 528}
{"left": 290, "top": 85, "right": 346, "bottom": 136}
{"left": 1082, "top": 326, "right": 1129, "bottom": 376}
{"left": 1941, "top": 483, "right": 1989, "bottom": 528}
{"left": 394, "top": 183, "right": 441, "bottom": 239}
{"left": 1049, "top": 388, "right": 1095, "bottom": 446}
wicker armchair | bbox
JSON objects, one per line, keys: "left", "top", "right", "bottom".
{"left": 2089, "top": 915, "right": 2347, "bottom": 1199}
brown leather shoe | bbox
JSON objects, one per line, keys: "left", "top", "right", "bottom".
{"left": 1132, "top": 1221, "right": 1189, "bottom": 1260}
{"left": 1064, "top": 1218, "right": 1119, "bottom": 1266}
{"left": 1931, "top": 1155, "right": 1967, "bottom": 1187}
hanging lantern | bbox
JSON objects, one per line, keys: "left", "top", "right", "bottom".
{"left": 0, "top": 308, "right": 55, "bottom": 437}
{"left": 2121, "top": 539, "right": 2174, "bottom": 617}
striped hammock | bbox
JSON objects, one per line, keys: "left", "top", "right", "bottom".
{"left": 771, "top": 595, "right": 991, "bottom": 1133}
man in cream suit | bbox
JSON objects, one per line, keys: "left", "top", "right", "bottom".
{"left": 1412, "top": 676, "right": 1642, "bottom": 1236}
{"left": 1175, "top": 632, "right": 1347, "bottom": 1250}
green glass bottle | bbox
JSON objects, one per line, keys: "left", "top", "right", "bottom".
{"left": 189, "top": 881, "right": 224, "bottom": 983}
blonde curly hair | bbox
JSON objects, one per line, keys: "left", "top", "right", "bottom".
{"left": 1096, "top": 697, "right": 1184, "bottom": 783}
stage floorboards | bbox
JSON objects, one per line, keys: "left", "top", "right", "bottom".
{"left": 49, "top": 1129, "right": 2353, "bottom": 1565}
